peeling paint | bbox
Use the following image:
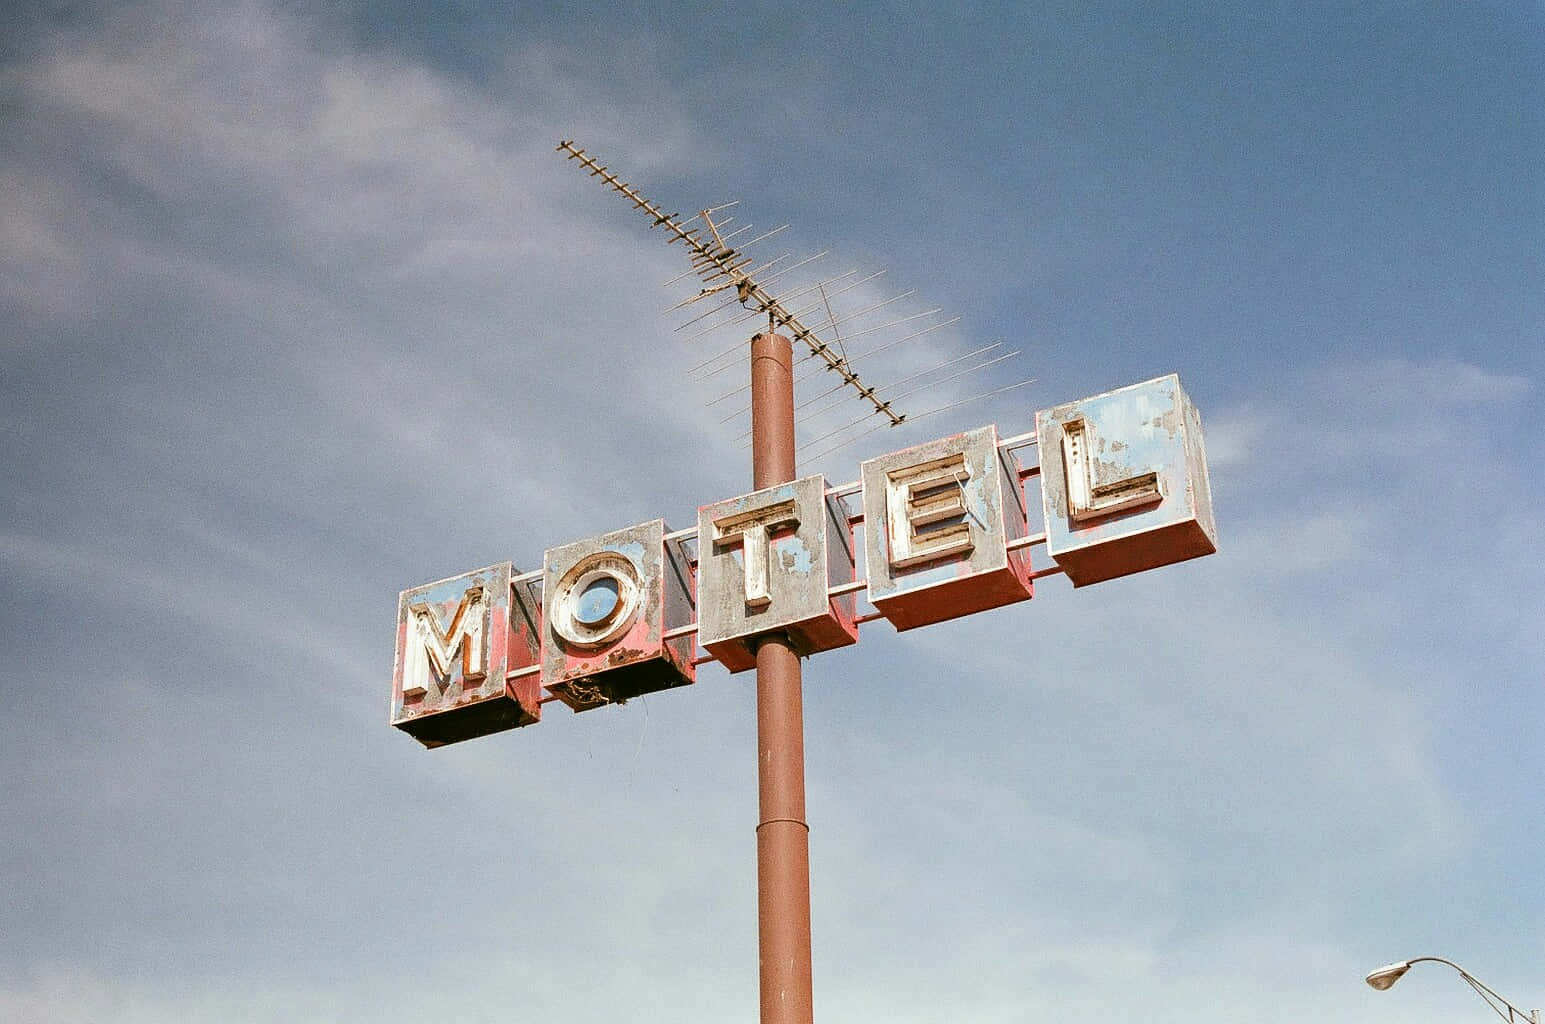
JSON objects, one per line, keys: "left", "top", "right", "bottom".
{"left": 860, "top": 425, "right": 1033, "bottom": 630}
{"left": 1037, "top": 374, "right": 1217, "bottom": 587}
{"left": 390, "top": 562, "right": 540, "bottom": 748}
{"left": 540, "top": 519, "right": 694, "bottom": 711}
{"left": 780, "top": 541, "right": 814, "bottom": 576}
{"left": 392, "top": 374, "right": 1217, "bottom": 737}
{"left": 698, "top": 475, "right": 858, "bottom": 672}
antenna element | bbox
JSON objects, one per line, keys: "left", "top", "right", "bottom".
{"left": 557, "top": 141, "right": 906, "bottom": 427}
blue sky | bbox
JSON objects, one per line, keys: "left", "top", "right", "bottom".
{"left": 2, "top": 2, "right": 1542, "bottom": 1022}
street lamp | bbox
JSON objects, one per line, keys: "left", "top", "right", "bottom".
{"left": 1365, "top": 956, "right": 1540, "bottom": 1024}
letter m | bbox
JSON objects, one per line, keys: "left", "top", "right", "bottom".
{"left": 400, "top": 586, "right": 487, "bottom": 700}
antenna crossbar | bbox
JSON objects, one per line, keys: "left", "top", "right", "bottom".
{"left": 558, "top": 141, "right": 905, "bottom": 427}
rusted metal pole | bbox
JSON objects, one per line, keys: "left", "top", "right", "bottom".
{"left": 749, "top": 331, "right": 814, "bottom": 1024}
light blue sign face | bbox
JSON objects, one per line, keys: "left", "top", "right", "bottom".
{"left": 1036, "top": 374, "right": 1217, "bottom": 587}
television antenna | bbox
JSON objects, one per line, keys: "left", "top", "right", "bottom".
{"left": 557, "top": 140, "right": 906, "bottom": 428}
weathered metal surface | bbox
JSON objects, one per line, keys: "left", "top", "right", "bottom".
{"left": 1037, "top": 374, "right": 1217, "bottom": 586}
{"left": 391, "top": 562, "right": 541, "bottom": 748}
{"left": 698, "top": 474, "right": 859, "bottom": 672}
{"left": 540, "top": 519, "right": 695, "bottom": 711}
{"left": 861, "top": 425, "right": 1033, "bottom": 630}
{"left": 391, "top": 373, "right": 1221, "bottom": 737}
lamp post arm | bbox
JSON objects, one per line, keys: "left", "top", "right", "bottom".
{"left": 1404, "top": 957, "right": 1540, "bottom": 1024}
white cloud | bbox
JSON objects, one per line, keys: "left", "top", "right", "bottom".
{"left": 1198, "top": 405, "right": 1270, "bottom": 469}
{"left": 1346, "top": 356, "right": 1533, "bottom": 406}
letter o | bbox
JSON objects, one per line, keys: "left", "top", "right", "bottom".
{"left": 551, "top": 552, "right": 643, "bottom": 649}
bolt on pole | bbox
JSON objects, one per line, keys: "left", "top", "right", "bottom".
{"left": 750, "top": 331, "right": 815, "bottom": 1024}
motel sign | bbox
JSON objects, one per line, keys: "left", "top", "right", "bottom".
{"left": 391, "top": 373, "right": 1217, "bottom": 747}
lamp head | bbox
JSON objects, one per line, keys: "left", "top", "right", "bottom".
{"left": 1366, "top": 961, "right": 1414, "bottom": 991}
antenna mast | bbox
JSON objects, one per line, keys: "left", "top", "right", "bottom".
{"left": 557, "top": 140, "right": 905, "bottom": 427}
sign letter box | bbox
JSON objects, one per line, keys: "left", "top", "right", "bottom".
{"left": 391, "top": 562, "right": 541, "bottom": 748}
{"left": 1037, "top": 374, "right": 1217, "bottom": 586}
{"left": 541, "top": 519, "right": 695, "bottom": 710}
{"left": 697, "top": 475, "right": 859, "bottom": 672}
{"left": 861, "top": 425, "right": 1033, "bottom": 630}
